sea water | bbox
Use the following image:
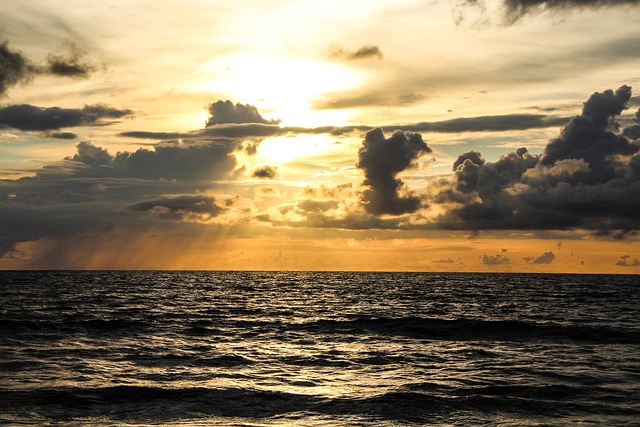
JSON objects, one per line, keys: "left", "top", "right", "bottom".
{"left": 1, "top": 271, "right": 639, "bottom": 426}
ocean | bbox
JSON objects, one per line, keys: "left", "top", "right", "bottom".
{"left": 1, "top": 271, "right": 639, "bottom": 426}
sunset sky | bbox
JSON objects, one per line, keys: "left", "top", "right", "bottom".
{"left": 1, "top": 0, "right": 640, "bottom": 272}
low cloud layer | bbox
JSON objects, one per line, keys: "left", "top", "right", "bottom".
{"left": 123, "top": 106, "right": 569, "bottom": 141}
{"left": 0, "top": 135, "right": 241, "bottom": 258}
{"left": 129, "top": 195, "right": 224, "bottom": 221}
{"left": 0, "top": 104, "right": 133, "bottom": 131}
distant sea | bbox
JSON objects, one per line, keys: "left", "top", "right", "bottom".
{"left": 1, "top": 271, "right": 639, "bottom": 426}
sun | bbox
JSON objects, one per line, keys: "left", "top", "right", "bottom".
{"left": 194, "top": 53, "right": 360, "bottom": 127}
{"left": 256, "top": 134, "right": 334, "bottom": 164}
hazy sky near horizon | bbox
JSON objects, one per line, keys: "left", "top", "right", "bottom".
{"left": 1, "top": 0, "right": 640, "bottom": 272}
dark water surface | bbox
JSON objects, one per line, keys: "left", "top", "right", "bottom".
{"left": 1, "top": 271, "right": 639, "bottom": 426}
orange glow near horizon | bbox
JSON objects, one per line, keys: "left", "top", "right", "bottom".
{"left": 3, "top": 230, "right": 638, "bottom": 274}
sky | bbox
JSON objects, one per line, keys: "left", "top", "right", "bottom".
{"left": 1, "top": 0, "right": 640, "bottom": 272}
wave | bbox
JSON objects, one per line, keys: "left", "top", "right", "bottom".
{"left": 4, "top": 315, "right": 637, "bottom": 345}
{"left": 122, "top": 353, "right": 254, "bottom": 368}
{"left": 294, "top": 316, "right": 640, "bottom": 344}
{"left": 2, "top": 384, "right": 638, "bottom": 424}
{"left": 0, "top": 318, "right": 148, "bottom": 335}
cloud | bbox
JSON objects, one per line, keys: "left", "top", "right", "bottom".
{"left": 357, "top": 128, "right": 432, "bottom": 215}
{"left": 331, "top": 45, "right": 383, "bottom": 61}
{"left": 501, "top": 0, "right": 640, "bottom": 24}
{"left": 615, "top": 255, "right": 640, "bottom": 267}
{"left": 129, "top": 195, "right": 224, "bottom": 221}
{"left": 205, "top": 100, "right": 280, "bottom": 126}
{"left": 311, "top": 91, "right": 425, "bottom": 109}
{"left": 452, "top": 0, "right": 640, "bottom": 25}
{"left": 0, "top": 104, "right": 133, "bottom": 131}
{"left": 0, "top": 136, "right": 243, "bottom": 258}
{"left": 122, "top": 109, "right": 569, "bottom": 142}
{"left": 61, "top": 140, "right": 238, "bottom": 181}
{"left": 0, "top": 40, "right": 34, "bottom": 96}
{"left": 622, "top": 108, "right": 640, "bottom": 140}
{"left": 120, "top": 130, "right": 187, "bottom": 140}
{"left": 44, "top": 39, "right": 101, "bottom": 78}
{"left": 525, "top": 250, "right": 556, "bottom": 264}
{"left": 432, "top": 258, "right": 455, "bottom": 264}
{"left": 402, "top": 114, "right": 569, "bottom": 133}
{"left": 430, "top": 85, "right": 640, "bottom": 234}
{"left": 482, "top": 253, "right": 511, "bottom": 264}
{"left": 252, "top": 165, "right": 278, "bottom": 179}
{"left": 121, "top": 101, "right": 286, "bottom": 142}
{"left": 1, "top": 39, "right": 101, "bottom": 96}
{"left": 255, "top": 185, "right": 280, "bottom": 197}
{"left": 50, "top": 132, "right": 78, "bottom": 140}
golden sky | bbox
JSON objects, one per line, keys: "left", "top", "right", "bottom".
{"left": 1, "top": 0, "right": 640, "bottom": 272}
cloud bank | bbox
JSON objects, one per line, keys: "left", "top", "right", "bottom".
{"left": 430, "top": 85, "right": 640, "bottom": 232}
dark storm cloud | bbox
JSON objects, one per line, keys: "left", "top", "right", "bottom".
{"left": 252, "top": 165, "right": 278, "bottom": 179}
{"left": 622, "top": 109, "right": 640, "bottom": 140}
{"left": 357, "top": 128, "right": 431, "bottom": 215}
{"left": 430, "top": 85, "right": 640, "bottom": 234}
{"left": 0, "top": 104, "right": 133, "bottom": 131}
{"left": 0, "top": 201, "right": 125, "bottom": 259}
{"left": 0, "top": 136, "right": 240, "bottom": 257}
{"left": 129, "top": 195, "right": 224, "bottom": 221}
{"left": 0, "top": 39, "right": 101, "bottom": 96}
{"left": 205, "top": 101, "right": 280, "bottom": 126}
